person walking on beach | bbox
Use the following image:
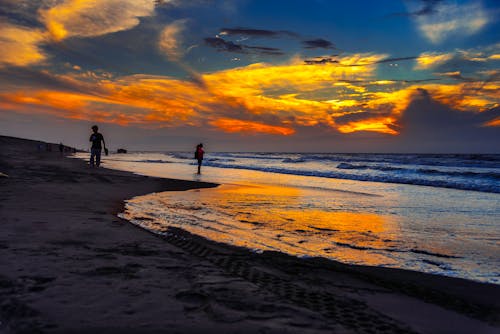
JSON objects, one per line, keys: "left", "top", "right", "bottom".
{"left": 195, "top": 143, "right": 204, "bottom": 174}
{"left": 89, "top": 125, "right": 107, "bottom": 168}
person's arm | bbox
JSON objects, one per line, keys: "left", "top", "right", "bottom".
{"left": 102, "top": 135, "right": 108, "bottom": 155}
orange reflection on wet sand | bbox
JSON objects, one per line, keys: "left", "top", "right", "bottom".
{"left": 123, "top": 183, "right": 400, "bottom": 266}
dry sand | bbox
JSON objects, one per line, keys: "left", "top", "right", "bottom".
{"left": 0, "top": 135, "right": 499, "bottom": 334}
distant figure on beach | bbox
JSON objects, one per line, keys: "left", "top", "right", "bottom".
{"left": 89, "top": 125, "right": 107, "bottom": 168}
{"left": 195, "top": 143, "right": 204, "bottom": 174}
{"left": 59, "top": 142, "right": 64, "bottom": 156}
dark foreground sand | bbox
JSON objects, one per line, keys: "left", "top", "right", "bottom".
{"left": 0, "top": 135, "right": 499, "bottom": 334}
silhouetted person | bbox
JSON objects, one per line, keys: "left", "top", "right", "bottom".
{"left": 89, "top": 125, "right": 107, "bottom": 167}
{"left": 195, "top": 143, "right": 204, "bottom": 174}
{"left": 59, "top": 142, "right": 64, "bottom": 156}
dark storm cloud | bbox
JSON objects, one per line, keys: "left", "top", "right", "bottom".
{"left": 204, "top": 37, "right": 284, "bottom": 56}
{"left": 389, "top": 0, "right": 443, "bottom": 17}
{"left": 0, "top": 1, "right": 44, "bottom": 27}
{"left": 396, "top": 88, "right": 500, "bottom": 152}
{"left": 304, "top": 57, "right": 339, "bottom": 65}
{"left": 0, "top": 67, "right": 102, "bottom": 96}
{"left": 204, "top": 37, "right": 244, "bottom": 52}
{"left": 304, "top": 56, "right": 416, "bottom": 66}
{"left": 217, "top": 27, "right": 338, "bottom": 56}
{"left": 302, "top": 39, "right": 335, "bottom": 49}
{"left": 245, "top": 46, "right": 282, "bottom": 52}
{"left": 219, "top": 27, "right": 298, "bottom": 38}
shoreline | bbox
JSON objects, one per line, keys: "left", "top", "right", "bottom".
{"left": 1, "top": 135, "right": 499, "bottom": 333}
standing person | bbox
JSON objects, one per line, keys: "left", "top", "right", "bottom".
{"left": 89, "top": 125, "right": 107, "bottom": 168}
{"left": 59, "top": 142, "right": 64, "bottom": 156}
{"left": 195, "top": 143, "right": 204, "bottom": 174}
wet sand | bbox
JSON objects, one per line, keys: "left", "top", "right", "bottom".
{"left": 0, "top": 135, "right": 499, "bottom": 334}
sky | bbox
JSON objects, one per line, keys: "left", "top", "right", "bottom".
{"left": 0, "top": 0, "right": 499, "bottom": 152}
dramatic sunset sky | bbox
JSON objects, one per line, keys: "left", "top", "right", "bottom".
{"left": 0, "top": 0, "right": 499, "bottom": 152}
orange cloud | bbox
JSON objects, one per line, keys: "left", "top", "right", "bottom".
{"left": 484, "top": 118, "right": 500, "bottom": 127}
{"left": 415, "top": 52, "right": 453, "bottom": 70}
{"left": 2, "top": 52, "right": 497, "bottom": 137}
{"left": 0, "top": 23, "right": 48, "bottom": 67}
{"left": 40, "top": 0, "right": 155, "bottom": 41}
{"left": 337, "top": 117, "right": 399, "bottom": 135}
{"left": 210, "top": 118, "right": 295, "bottom": 136}
{"left": 418, "top": 83, "right": 499, "bottom": 111}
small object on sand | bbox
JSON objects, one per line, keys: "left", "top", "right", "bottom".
{"left": 117, "top": 148, "right": 127, "bottom": 154}
{"left": 0, "top": 172, "right": 8, "bottom": 178}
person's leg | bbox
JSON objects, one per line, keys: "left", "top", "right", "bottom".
{"left": 197, "top": 159, "right": 202, "bottom": 174}
{"left": 96, "top": 149, "right": 102, "bottom": 167}
{"left": 90, "top": 149, "right": 96, "bottom": 167}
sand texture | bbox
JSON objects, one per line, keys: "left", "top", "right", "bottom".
{"left": 0, "top": 135, "right": 499, "bottom": 334}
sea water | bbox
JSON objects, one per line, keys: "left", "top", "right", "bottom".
{"left": 78, "top": 152, "right": 500, "bottom": 284}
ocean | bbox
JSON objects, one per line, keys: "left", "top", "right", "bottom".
{"left": 77, "top": 152, "right": 500, "bottom": 284}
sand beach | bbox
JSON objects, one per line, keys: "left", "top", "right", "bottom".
{"left": 0, "top": 135, "right": 499, "bottom": 334}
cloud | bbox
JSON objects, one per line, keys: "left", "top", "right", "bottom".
{"left": 302, "top": 39, "right": 335, "bottom": 49}
{"left": 0, "top": 0, "right": 46, "bottom": 27}
{"left": 1, "top": 53, "right": 498, "bottom": 138}
{"left": 415, "top": 52, "right": 453, "bottom": 69}
{"left": 204, "top": 37, "right": 245, "bottom": 53}
{"left": 419, "top": 83, "right": 499, "bottom": 112}
{"left": 484, "top": 117, "right": 500, "bottom": 127}
{"left": 304, "top": 54, "right": 395, "bottom": 67}
{"left": 409, "top": 1, "right": 490, "bottom": 43}
{"left": 210, "top": 118, "right": 295, "bottom": 135}
{"left": 375, "top": 56, "right": 418, "bottom": 64}
{"left": 158, "top": 19, "right": 188, "bottom": 61}
{"left": 304, "top": 57, "right": 339, "bottom": 65}
{"left": 0, "top": 54, "right": 385, "bottom": 133}
{"left": 435, "top": 71, "right": 474, "bottom": 81}
{"left": 0, "top": 67, "right": 103, "bottom": 94}
{"left": 204, "top": 37, "right": 284, "bottom": 56}
{"left": 390, "top": 0, "right": 443, "bottom": 17}
{"left": 219, "top": 27, "right": 298, "bottom": 38}
{"left": 396, "top": 89, "right": 499, "bottom": 152}
{"left": 244, "top": 46, "right": 285, "bottom": 56}
{"left": 413, "top": 44, "right": 500, "bottom": 77}
{"left": 40, "top": 0, "right": 155, "bottom": 41}
{"left": 154, "top": 0, "right": 179, "bottom": 7}
{"left": 0, "top": 23, "right": 48, "bottom": 67}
